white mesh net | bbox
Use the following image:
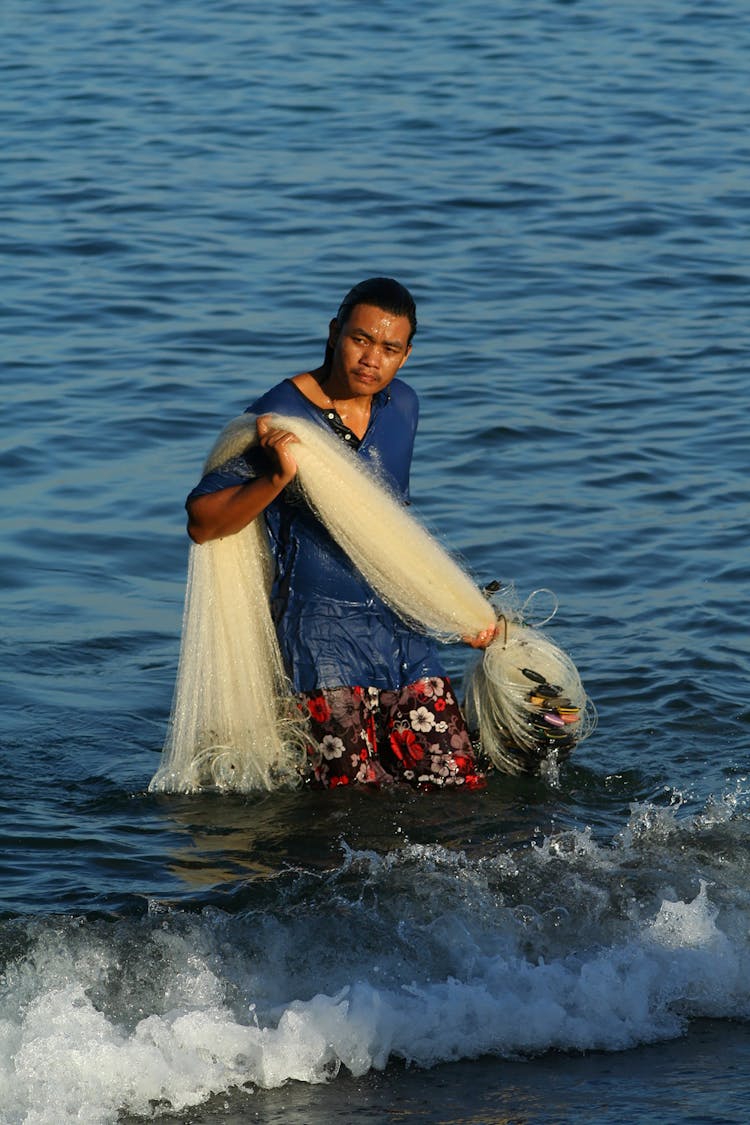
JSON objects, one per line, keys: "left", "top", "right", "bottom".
{"left": 149, "top": 413, "right": 594, "bottom": 792}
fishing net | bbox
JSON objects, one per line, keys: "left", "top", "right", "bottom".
{"left": 149, "top": 414, "right": 595, "bottom": 793}
{"left": 464, "top": 597, "right": 597, "bottom": 776}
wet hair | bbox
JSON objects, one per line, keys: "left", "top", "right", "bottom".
{"left": 323, "top": 277, "right": 417, "bottom": 366}
{"left": 336, "top": 277, "right": 417, "bottom": 341}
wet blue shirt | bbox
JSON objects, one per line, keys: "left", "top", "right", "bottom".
{"left": 188, "top": 378, "right": 445, "bottom": 692}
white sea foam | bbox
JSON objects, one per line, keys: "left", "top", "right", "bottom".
{"left": 2, "top": 803, "right": 750, "bottom": 1124}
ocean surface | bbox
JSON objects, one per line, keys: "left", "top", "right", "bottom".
{"left": 2, "top": 0, "right": 750, "bottom": 1121}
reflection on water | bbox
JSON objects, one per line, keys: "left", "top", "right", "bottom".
{"left": 155, "top": 779, "right": 552, "bottom": 896}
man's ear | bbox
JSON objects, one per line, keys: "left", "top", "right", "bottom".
{"left": 395, "top": 342, "right": 412, "bottom": 371}
{"left": 327, "top": 317, "right": 339, "bottom": 350}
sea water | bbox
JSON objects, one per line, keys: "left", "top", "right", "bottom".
{"left": 2, "top": 0, "right": 750, "bottom": 1122}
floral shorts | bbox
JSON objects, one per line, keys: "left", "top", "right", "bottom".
{"left": 299, "top": 676, "right": 485, "bottom": 791}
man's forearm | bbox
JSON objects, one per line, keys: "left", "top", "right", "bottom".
{"left": 186, "top": 472, "right": 289, "bottom": 543}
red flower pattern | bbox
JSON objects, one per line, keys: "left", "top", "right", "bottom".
{"left": 389, "top": 728, "right": 425, "bottom": 766}
{"left": 307, "top": 695, "right": 332, "bottom": 724}
{"left": 299, "top": 678, "right": 485, "bottom": 791}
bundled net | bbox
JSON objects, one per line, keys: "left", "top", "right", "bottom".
{"left": 149, "top": 413, "right": 595, "bottom": 793}
{"left": 148, "top": 514, "right": 309, "bottom": 793}
{"left": 464, "top": 602, "right": 597, "bottom": 776}
{"left": 149, "top": 415, "right": 312, "bottom": 794}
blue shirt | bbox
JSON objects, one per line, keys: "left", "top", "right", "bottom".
{"left": 188, "top": 378, "right": 446, "bottom": 691}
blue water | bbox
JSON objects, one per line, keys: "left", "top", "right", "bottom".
{"left": 3, "top": 0, "right": 750, "bottom": 1121}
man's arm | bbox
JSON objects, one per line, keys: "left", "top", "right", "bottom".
{"left": 187, "top": 416, "right": 298, "bottom": 544}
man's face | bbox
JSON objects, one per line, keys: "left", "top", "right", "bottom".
{"left": 329, "top": 303, "right": 412, "bottom": 396}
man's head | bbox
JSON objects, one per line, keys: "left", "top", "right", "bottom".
{"left": 335, "top": 277, "right": 417, "bottom": 343}
{"left": 324, "top": 279, "right": 417, "bottom": 398}
{"left": 323, "top": 278, "right": 417, "bottom": 369}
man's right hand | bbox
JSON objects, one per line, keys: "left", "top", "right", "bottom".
{"left": 257, "top": 415, "right": 299, "bottom": 486}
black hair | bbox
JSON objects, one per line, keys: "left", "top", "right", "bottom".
{"left": 323, "top": 277, "right": 417, "bottom": 367}
{"left": 336, "top": 277, "right": 417, "bottom": 341}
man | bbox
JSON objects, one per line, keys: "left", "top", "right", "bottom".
{"left": 186, "top": 278, "right": 493, "bottom": 789}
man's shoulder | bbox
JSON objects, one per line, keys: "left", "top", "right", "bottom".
{"left": 244, "top": 378, "right": 299, "bottom": 415}
{"left": 385, "top": 379, "right": 419, "bottom": 429}
{"left": 389, "top": 376, "right": 417, "bottom": 402}
{"left": 387, "top": 377, "right": 418, "bottom": 412}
